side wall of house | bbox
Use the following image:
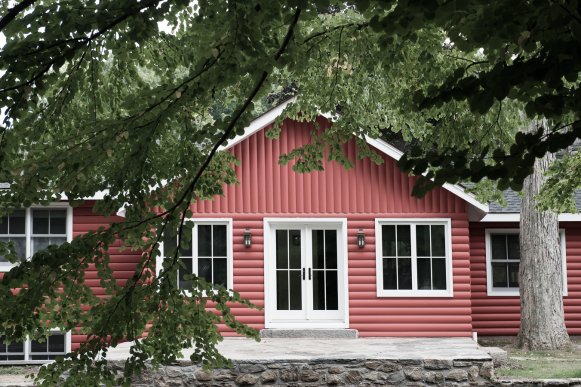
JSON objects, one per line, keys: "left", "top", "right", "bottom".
{"left": 469, "top": 221, "right": 581, "bottom": 336}
{"left": 190, "top": 117, "right": 473, "bottom": 337}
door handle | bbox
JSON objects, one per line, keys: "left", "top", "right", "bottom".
{"left": 308, "top": 268, "right": 311, "bottom": 280}
{"left": 302, "top": 268, "right": 305, "bottom": 280}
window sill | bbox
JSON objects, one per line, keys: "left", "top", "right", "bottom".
{"left": 487, "top": 288, "right": 568, "bottom": 297}
{"left": 377, "top": 289, "right": 453, "bottom": 298}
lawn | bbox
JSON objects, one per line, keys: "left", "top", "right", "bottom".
{"left": 496, "top": 348, "right": 581, "bottom": 379}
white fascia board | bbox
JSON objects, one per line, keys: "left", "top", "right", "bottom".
{"left": 481, "top": 213, "right": 581, "bottom": 222}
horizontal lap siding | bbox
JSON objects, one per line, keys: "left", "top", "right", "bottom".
{"left": 469, "top": 221, "right": 581, "bottom": 336}
{"left": 192, "top": 118, "right": 472, "bottom": 337}
{"left": 71, "top": 201, "right": 143, "bottom": 350}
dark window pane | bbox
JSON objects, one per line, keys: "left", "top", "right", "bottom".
{"left": 288, "top": 230, "right": 301, "bottom": 269}
{"left": 49, "top": 210, "right": 67, "bottom": 234}
{"left": 507, "top": 234, "right": 520, "bottom": 260}
{"left": 163, "top": 233, "right": 177, "bottom": 258}
{"left": 313, "top": 270, "right": 325, "bottom": 310}
{"left": 197, "top": 225, "right": 212, "bottom": 257}
{"left": 30, "top": 339, "right": 47, "bottom": 353}
{"left": 5, "top": 340, "right": 24, "bottom": 353}
{"left": 7, "top": 355, "right": 25, "bottom": 360}
{"left": 383, "top": 258, "right": 397, "bottom": 290}
{"left": 491, "top": 235, "right": 507, "bottom": 260}
{"left": 431, "top": 225, "right": 446, "bottom": 257}
{"left": 198, "top": 258, "right": 212, "bottom": 284}
{"left": 10, "top": 210, "right": 25, "bottom": 234}
{"left": 213, "top": 258, "right": 228, "bottom": 287}
{"left": 398, "top": 258, "right": 412, "bottom": 289}
{"left": 326, "top": 271, "right": 338, "bottom": 310}
{"left": 213, "top": 225, "right": 227, "bottom": 257}
{"left": 179, "top": 233, "right": 192, "bottom": 257}
{"left": 325, "top": 230, "right": 337, "bottom": 269}
{"left": 382, "top": 225, "right": 396, "bottom": 256}
{"left": 312, "top": 230, "right": 324, "bottom": 269}
{"left": 178, "top": 258, "right": 192, "bottom": 289}
{"left": 276, "top": 271, "right": 289, "bottom": 310}
{"left": 276, "top": 230, "right": 288, "bottom": 269}
{"left": 49, "top": 237, "right": 66, "bottom": 246}
{"left": 432, "top": 258, "right": 447, "bottom": 290}
{"left": 417, "top": 258, "right": 431, "bottom": 290}
{"left": 508, "top": 262, "right": 519, "bottom": 287}
{"left": 492, "top": 262, "right": 508, "bottom": 287}
{"left": 10, "top": 237, "right": 25, "bottom": 260}
{"left": 0, "top": 217, "right": 7, "bottom": 234}
{"left": 33, "top": 210, "right": 49, "bottom": 234}
{"left": 416, "top": 225, "right": 430, "bottom": 257}
{"left": 397, "top": 225, "right": 411, "bottom": 256}
{"left": 289, "top": 270, "right": 302, "bottom": 310}
{"left": 32, "top": 237, "right": 50, "bottom": 255}
{"left": 30, "top": 355, "right": 49, "bottom": 360}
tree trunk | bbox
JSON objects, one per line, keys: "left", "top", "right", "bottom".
{"left": 517, "top": 119, "right": 571, "bottom": 350}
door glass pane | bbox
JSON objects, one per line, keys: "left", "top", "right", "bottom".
{"left": 398, "top": 258, "right": 412, "bottom": 289}
{"left": 416, "top": 225, "right": 430, "bottom": 257}
{"left": 288, "top": 230, "right": 301, "bottom": 269}
{"left": 214, "top": 258, "right": 228, "bottom": 287}
{"left": 49, "top": 210, "right": 67, "bottom": 234}
{"left": 431, "top": 225, "right": 446, "bottom": 257}
{"left": 9, "top": 210, "right": 25, "bottom": 234}
{"left": 382, "top": 225, "right": 396, "bottom": 256}
{"left": 326, "top": 271, "right": 338, "bottom": 310}
{"left": 313, "top": 270, "right": 325, "bottom": 310}
{"left": 178, "top": 258, "right": 192, "bottom": 289}
{"left": 197, "top": 225, "right": 212, "bottom": 257}
{"left": 492, "top": 262, "right": 508, "bottom": 287}
{"left": 507, "top": 235, "right": 520, "bottom": 260}
{"left": 491, "top": 235, "right": 507, "bottom": 260}
{"left": 198, "top": 258, "right": 212, "bottom": 284}
{"left": 213, "top": 225, "right": 227, "bottom": 257}
{"left": 417, "top": 258, "right": 431, "bottom": 290}
{"left": 432, "top": 258, "right": 447, "bottom": 290}
{"left": 325, "top": 230, "right": 337, "bottom": 269}
{"left": 383, "top": 258, "right": 397, "bottom": 289}
{"left": 276, "top": 271, "right": 289, "bottom": 310}
{"left": 397, "top": 225, "right": 411, "bottom": 256}
{"left": 508, "top": 262, "right": 519, "bottom": 287}
{"left": 276, "top": 230, "right": 288, "bottom": 269}
{"left": 33, "top": 210, "right": 49, "bottom": 234}
{"left": 289, "top": 271, "right": 302, "bottom": 310}
{"left": 312, "top": 230, "right": 324, "bottom": 269}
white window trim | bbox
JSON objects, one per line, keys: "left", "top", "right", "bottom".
{"left": 0, "top": 203, "right": 73, "bottom": 272}
{"left": 1, "top": 330, "right": 72, "bottom": 365}
{"left": 485, "top": 228, "right": 568, "bottom": 297}
{"left": 375, "top": 218, "right": 454, "bottom": 298}
{"left": 156, "top": 218, "right": 234, "bottom": 292}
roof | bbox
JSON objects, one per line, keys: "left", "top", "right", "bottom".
{"left": 488, "top": 189, "right": 581, "bottom": 213}
{"left": 223, "top": 98, "right": 490, "bottom": 213}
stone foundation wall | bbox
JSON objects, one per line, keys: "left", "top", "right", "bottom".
{"left": 127, "top": 358, "right": 495, "bottom": 386}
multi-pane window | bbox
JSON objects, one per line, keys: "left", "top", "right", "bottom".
{"left": 376, "top": 220, "right": 452, "bottom": 297}
{"left": 486, "top": 230, "right": 567, "bottom": 296}
{"left": 0, "top": 333, "right": 68, "bottom": 362}
{"left": 163, "top": 221, "right": 231, "bottom": 290}
{"left": 0, "top": 210, "right": 26, "bottom": 268}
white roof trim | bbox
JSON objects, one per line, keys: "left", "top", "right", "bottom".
{"left": 217, "top": 101, "right": 489, "bottom": 213}
{"left": 481, "top": 213, "right": 581, "bottom": 222}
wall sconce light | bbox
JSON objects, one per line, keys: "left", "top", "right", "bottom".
{"left": 243, "top": 228, "right": 252, "bottom": 248}
{"left": 357, "top": 229, "right": 365, "bottom": 248}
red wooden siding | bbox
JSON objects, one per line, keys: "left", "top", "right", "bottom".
{"left": 469, "top": 221, "right": 581, "bottom": 336}
{"left": 71, "top": 201, "right": 143, "bottom": 350}
{"left": 191, "top": 118, "right": 473, "bottom": 337}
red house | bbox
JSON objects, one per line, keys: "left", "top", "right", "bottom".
{"left": 1, "top": 99, "right": 580, "bottom": 362}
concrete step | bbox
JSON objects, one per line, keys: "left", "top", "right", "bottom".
{"left": 259, "top": 329, "right": 358, "bottom": 339}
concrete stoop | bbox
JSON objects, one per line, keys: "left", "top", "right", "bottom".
{"left": 259, "top": 328, "right": 359, "bottom": 339}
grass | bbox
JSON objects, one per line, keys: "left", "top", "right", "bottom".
{"left": 496, "top": 348, "right": 581, "bottom": 379}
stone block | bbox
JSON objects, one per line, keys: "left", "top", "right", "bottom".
{"left": 344, "top": 370, "right": 363, "bottom": 384}
{"left": 468, "top": 365, "right": 480, "bottom": 380}
{"left": 445, "top": 368, "right": 468, "bottom": 382}
{"left": 479, "top": 361, "right": 494, "bottom": 379}
{"left": 328, "top": 365, "right": 345, "bottom": 374}
{"left": 260, "top": 369, "right": 278, "bottom": 384}
{"left": 387, "top": 370, "right": 406, "bottom": 384}
{"left": 404, "top": 367, "right": 425, "bottom": 381}
{"left": 239, "top": 363, "right": 266, "bottom": 373}
{"left": 424, "top": 359, "right": 453, "bottom": 370}
{"left": 300, "top": 369, "right": 320, "bottom": 382}
{"left": 235, "top": 373, "right": 259, "bottom": 386}
{"left": 364, "top": 360, "right": 382, "bottom": 370}
{"left": 194, "top": 369, "right": 212, "bottom": 381}
{"left": 326, "top": 374, "right": 343, "bottom": 385}
{"left": 380, "top": 361, "right": 402, "bottom": 373}
{"left": 280, "top": 369, "right": 299, "bottom": 382}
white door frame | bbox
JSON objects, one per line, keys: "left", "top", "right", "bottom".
{"left": 263, "top": 218, "right": 349, "bottom": 329}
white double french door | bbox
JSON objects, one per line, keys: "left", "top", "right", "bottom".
{"left": 264, "top": 220, "right": 347, "bottom": 328}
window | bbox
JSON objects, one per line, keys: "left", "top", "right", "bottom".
{"left": 375, "top": 219, "right": 453, "bottom": 297}
{"left": 0, "top": 206, "right": 71, "bottom": 272}
{"left": 0, "top": 332, "right": 69, "bottom": 363}
{"left": 160, "top": 220, "right": 233, "bottom": 290}
{"left": 486, "top": 229, "right": 568, "bottom": 296}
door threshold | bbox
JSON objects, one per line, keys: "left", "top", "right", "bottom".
{"left": 260, "top": 328, "right": 358, "bottom": 339}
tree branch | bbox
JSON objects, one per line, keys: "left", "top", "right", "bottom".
{"left": 0, "top": 0, "right": 36, "bottom": 32}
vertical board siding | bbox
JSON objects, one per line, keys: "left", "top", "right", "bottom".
{"left": 469, "top": 221, "right": 581, "bottom": 336}
{"left": 191, "top": 118, "right": 472, "bottom": 337}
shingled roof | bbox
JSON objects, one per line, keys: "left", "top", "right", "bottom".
{"left": 489, "top": 189, "right": 581, "bottom": 213}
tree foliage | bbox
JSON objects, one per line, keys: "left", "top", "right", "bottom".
{"left": 1, "top": 0, "right": 581, "bottom": 385}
